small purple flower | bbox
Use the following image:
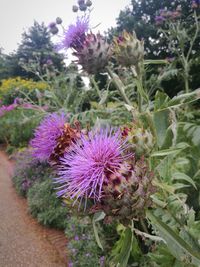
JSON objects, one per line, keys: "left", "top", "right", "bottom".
{"left": 74, "top": 235, "right": 79, "bottom": 241}
{"left": 155, "top": 15, "right": 166, "bottom": 25}
{"left": 58, "top": 16, "right": 89, "bottom": 51}
{"left": 30, "top": 112, "right": 67, "bottom": 161}
{"left": 68, "top": 262, "right": 73, "bottom": 267}
{"left": 100, "top": 256, "right": 105, "bottom": 267}
{"left": 56, "top": 129, "right": 131, "bottom": 201}
{"left": 0, "top": 101, "right": 18, "bottom": 117}
{"left": 192, "top": 0, "right": 200, "bottom": 8}
{"left": 46, "top": 59, "right": 53, "bottom": 65}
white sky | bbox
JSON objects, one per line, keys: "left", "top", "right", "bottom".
{"left": 0, "top": 0, "right": 131, "bottom": 54}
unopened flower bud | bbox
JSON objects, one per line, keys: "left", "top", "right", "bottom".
{"left": 56, "top": 17, "right": 62, "bottom": 24}
{"left": 50, "top": 26, "right": 59, "bottom": 35}
{"left": 86, "top": 0, "right": 92, "bottom": 7}
{"left": 79, "top": 4, "right": 87, "bottom": 11}
{"left": 78, "top": 0, "right": 85, "bottom": 5}
{"left": 72, "top": 5, "right": 79, "bottom": 12}
{"left": 48, "top": 22, "right": 56, "bottom": 29}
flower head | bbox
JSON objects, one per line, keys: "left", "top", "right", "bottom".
{"left": 58, "top": 16, "right": 89, "bottom": 51}
{"left": 56, "top": 129, "right": 130, "bottom": 201}
{"left": 30, "top": 112, "right": 67, "bottom": 161}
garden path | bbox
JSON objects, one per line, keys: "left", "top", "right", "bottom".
{"left": 0, "top": 150, "right": 67, "bottom": 267}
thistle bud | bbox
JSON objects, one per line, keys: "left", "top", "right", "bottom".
{"left": 122, "top": 122, "right": 154, "bottom": 158}
{"left": 79, "top": 4, "right": 87, "bottom": 11}
{"left": 101, "top": 157, "right": 156, "bottom": 222}
{"left": 73, "top": 33, "right": 112, "bottom": 74}
{"left": 48, "top": 22, "right": 56, "bottom": 29}
{"left": 50, "top": 26, "right": 59, "bottom": 35}
{"left": 72, "top": 5, "right": 79, "bottom": 12}
{"left": 86, "top": 0, "right": 92, "bottom": 7}
{"left": 112, "top": 30, "right": 144, "bottom": 68}
{"left": 56, "top": 17, "right": 62, "bottom": 24}
{"left": 78, "top": 0, "right": 85, "bottom": 5}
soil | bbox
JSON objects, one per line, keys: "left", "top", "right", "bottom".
{"left": 0, "top": 150, "right": 68, "bottom": 267}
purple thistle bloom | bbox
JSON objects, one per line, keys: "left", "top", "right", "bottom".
{"left": 30, "top": 112, "right": 67, "bottom": 161}
{"left": 58, "top": 16, "right": 89, "bottom": 51}
{"left": 56, "top": 129, "right": 131, "bottom": 201}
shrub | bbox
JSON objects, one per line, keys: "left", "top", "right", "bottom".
{"left": 0, "top": 77, "right": 48, "bottom": 105}
{"left": 12, "top": 149, "right": 50, "bottom": 196}
{"left": 0, "top": 109, "right": 42, "bottom": 147}
{"left": 27, "top": 178, "right": 68, "bottom": 229}
{"left": 65, "top": 216, "right": 105, "bottom": 267}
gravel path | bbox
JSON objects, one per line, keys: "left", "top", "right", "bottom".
{"left": 0, "top": 151, "right": 67, "bottom": 267}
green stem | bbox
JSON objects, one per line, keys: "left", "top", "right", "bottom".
{"left": 106, "top": 66, "right": 132, "bottom": 106}
{"left": 184, "top": 71, "right": 190, "bottom": 94}
{"left": 90, "top": 76, "right": 101, "bottom": 100}
{"left": 138, "top": 93, "right": 142, "bottom": 113}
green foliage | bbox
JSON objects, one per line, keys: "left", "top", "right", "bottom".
{"left": 0, "top": 77, "right": 48, "bottom": 105}
{"left": 0, "top": 109, "right": 42, "bottom": 147}
{"left": 27, "top": 178, "right": 68, "bottom": 229}
{"left": 65, "top": 216, "right": 104, "bottom": 267}
{"left": 0, "top": 21, "right": 64, "bottom": 80}
{"left": 108, "top": 0, "right": 200, "bottom": 95}
{"left": 12, "top": 151, "right": 50, "bottom": 197}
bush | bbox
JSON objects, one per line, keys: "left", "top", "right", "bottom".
{"left": 13, "top": 149, "right": 50, "bottom": 196}
{"left": 65, "top": 216, "right": 105, "bottom": 267}
{"left": 0, "top": 109, "right": 42, "bottom": 148}
{"left": 0, "top": 77, "right": 48, "bottom": 105}
{"left": 27, "top": 178, "right": 68, "bottom": 229}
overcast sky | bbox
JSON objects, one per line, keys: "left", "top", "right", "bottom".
{"left": 0, "top": 0, "right": 131, "bottom": 54}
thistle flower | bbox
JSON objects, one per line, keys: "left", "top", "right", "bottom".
{"left": 49, "top": 121, "right": 82, "bottom": 165}
{"left": 30, "top": 113, "right": 67, "bottom": 161}
{"left": 58, "top": 16, "right": 89, "bottom": 51}
{"left": 56, "top": 129, "right": 130, "bottom": 201}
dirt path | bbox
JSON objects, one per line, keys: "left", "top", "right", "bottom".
{"left": 0, "top": 151, "right": 67, "bottom": 267}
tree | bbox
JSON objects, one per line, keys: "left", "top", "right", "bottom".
{"left": 108, "top": 0, "right": 200, "bottom": 96}
{"left": 2, "top": 21, "right": 65, "bottom": 80}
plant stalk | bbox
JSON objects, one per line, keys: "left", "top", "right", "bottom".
{"left": 106, "top": 66, "right": 132, "bottom": 106}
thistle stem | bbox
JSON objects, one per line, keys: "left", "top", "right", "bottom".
{"left": 90, "top": 76, "right": 101, "bottom": 99}
{"left": 106, "top": 66, "right": 132, "bottom": 106}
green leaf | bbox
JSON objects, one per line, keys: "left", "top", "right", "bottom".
{"left": 172, "top": 172, "right": 197, "bottom": 190}
{"left": 144, "top": 59, "right": 169, "bottom": 65}
{"left": 151, "top": 143, "right": 189, "bottom": 157}
{"left": 154, "top": 91, "right": 171, "bottom": 111}
{"left": 153, "top": 110, "right": 170, "bottom": 147}
{"left": 92, "top": 211, "right": 105, "bottom": 251}
{"left": 146, "top": 210, "right": 200, "bottom": 266}
{"left": 110, "top": 227, "right": 133, "bottom": 267}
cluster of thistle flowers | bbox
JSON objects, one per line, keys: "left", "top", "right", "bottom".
{"left": 30, "top": 112, "right": 156, "bottom": 223}
{"left": 155, "top": 5, "right": 182, "bottom": 26}
{"left": 48, "top": 2, "right": 144, "bottom": 75}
